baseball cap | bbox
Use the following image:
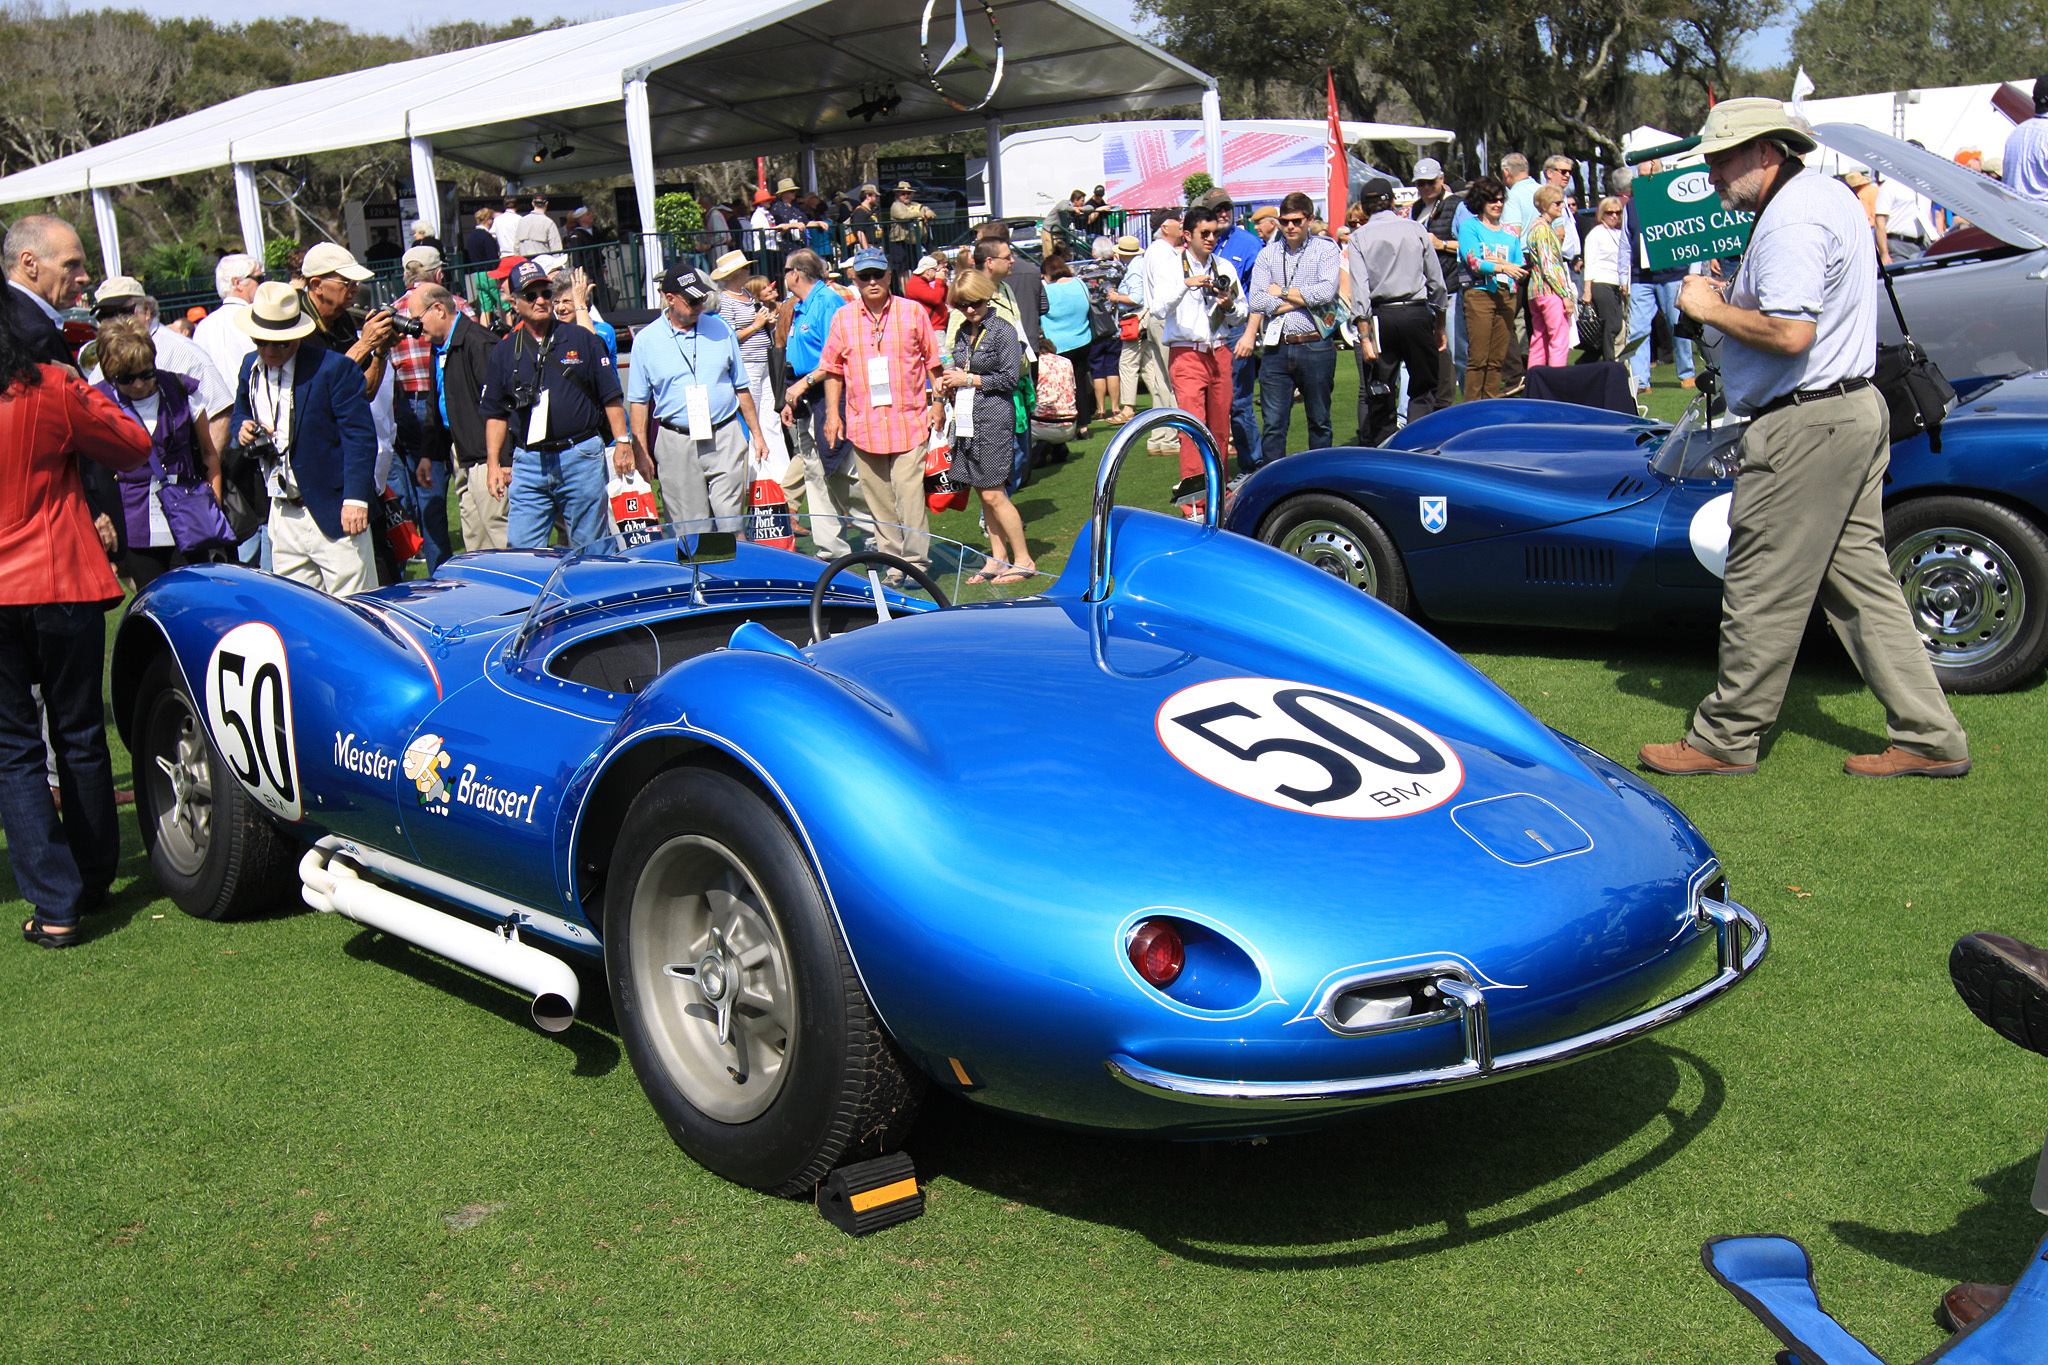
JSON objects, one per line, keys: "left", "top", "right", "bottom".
{"left": 846, "top": 247, "right": 891, "bottom": 275}
{"left": 301, "top": 242, "right": 373, "bottom": 281}
{"left": 1249, "top": 206, "right": 1278, "bottom": 224}
{"left": 657, "top": 264, "right": 715, "bottom": 306}
{"left": 1361, "top": 177, "right": 1394, "bottom": 200}
{"left": 1694, "top": 97, "right": 1817, "bottom": 158}
{"left": 1412, "top": 157, "right": 1444, "bottom": 182}
{"left": 93, "top": 276, "right": 145, "bottom": 309}
{"left": 507, "top": 260, "right": 551, "bottom": 293}
{"left": 401, "top": 244, "right": 442, "bottom": 273}
{"left": 185, "top": 305, "right": 208, "bottom": 323}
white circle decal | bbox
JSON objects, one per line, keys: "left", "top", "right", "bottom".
{"left": 205, "top": 621, "right": 302, "bottom": 822}
{"left": 1156, "top": 678, "right": 1463, "bottom": 819}
{"left": 1689, "top": 492, "right": 1733, "bottom": 579}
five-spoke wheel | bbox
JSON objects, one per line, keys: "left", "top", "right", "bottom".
{"left": 1887, "top": 496, "right": 2048, "bottom": 694}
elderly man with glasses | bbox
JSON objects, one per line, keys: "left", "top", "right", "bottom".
{"left": 819, "top": 248, "right": 943, "bottom": 569}
{"left": 405, "top": 282, "right": 507, "bottom": 552}
{"left": 778, "top": 249, "right": 868, "bottom": 560}
{"left": 629, "top": 265, "right": 769, "bottom": 534}
{"left": 192, "top": 253, "right": 264, "bottom": 425}
{"left": 479, "top": 260, "right": 633, "bottom": 550}
{"left": 1239, "top": 190, "right": 1344, "bottom": 466}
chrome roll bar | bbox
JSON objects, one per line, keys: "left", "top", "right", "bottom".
{"left": 1086, "top": 406, "right": 1224, "bottom": 603}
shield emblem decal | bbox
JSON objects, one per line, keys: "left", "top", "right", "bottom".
{"left": 1419, "top": 496, "right": 1448, "bottom": 534}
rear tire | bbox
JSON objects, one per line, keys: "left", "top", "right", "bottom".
{"left": 1885, "top": 496, "right": 2048, "bottom": 694}
{"left": 132, "top": 651, "right": 297, "bottom": 920}
{"left": 1259, "top": 493, "right": 1413, "bottom": 613}
{"left": 604, "top": 765, "right": 923, "bottom": 1194}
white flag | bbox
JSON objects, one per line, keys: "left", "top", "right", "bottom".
{"left": 1791, "top": 66, "right": 1815, "bottom": 110}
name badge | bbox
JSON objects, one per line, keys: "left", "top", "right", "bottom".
{"left": 685, "top": 384, "right": 713, "bottom": 442}
{"left": 953, "top": 391, "right": 975, "bottom": 438}
{"left": 866, "top": 353, "right": 894, "bottom": 408}
{"left": 1261, "top": 315, "right": 1284, "bottom": 347}
{"left": 525, "top": 390, "right": 551, "bottom": 446}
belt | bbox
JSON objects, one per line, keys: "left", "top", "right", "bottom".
{"left": 658, "top": 413, "right": 741, "bottom": 437}
{"left": 1753, "top": 376, "right": 1872, "bottom": 419}
{"left": 1371, "top": 298, "right": 1430, "bottom": 308}
{"left": 523, "top": 430, "right": 603, "bottom": 454}
{"left": 1277, "top": 331, "right": 1327, "bottom": 345}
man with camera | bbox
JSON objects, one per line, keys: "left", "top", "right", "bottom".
{"left": 230, "top": 283, "right": 377, "bottom": 594}
{"left": 300, "top": 241, "right": 405, "bottom": 580}
{"left": 1145, "top": 202, "right": 1246, "bottom": 499}
{"left": 1637, "top": 98, "right": 1970, "bottom": 780}
{"left": 479, "top": 260, "right": 632, "bottom": 550}
{"left": 405, "top": 282, "right": 505, "bottom": 551}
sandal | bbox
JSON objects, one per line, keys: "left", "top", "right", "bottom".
{"left": 991, "top": 568, "right": 1036, "bottom": 583}
{"left": 22, "top": 916, "right": 80, "bottom": 949}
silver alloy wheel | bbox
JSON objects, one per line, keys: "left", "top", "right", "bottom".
{"left": 1277, "top": 518, "right": 1380, "bottom": 594}
{"left": 145, "top": 694, "right": 213, "bottom": 878}
{"left": 1891, "top": 525, "right": 2025, "bottom": 670}
{"left": 629, "top": 834, "right": 796, "bottom": 1123}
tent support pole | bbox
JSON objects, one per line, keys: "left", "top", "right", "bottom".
{"left": 799, "top": 138, "right": 817, "bottom": 195}
{"left": 409, "top": 135, "right": 441, "bottom": 243}
{"left": 1201, "top": 88, "right": 1224, "bottom": 185}
{"left": 625, "top": 73, "right": 662, "bottom": 306}
{"left": 233, "top": 163, "right": 265, "bottom": 261}
{"left": 985, "top": 114, "right": 1003, "bottom": 218}
{"left": 90, "top": 187, "right": 121, "bottom": 279}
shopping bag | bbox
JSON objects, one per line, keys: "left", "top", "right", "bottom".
{"left": 379, "top": 487, "right": 425, "bottom": 563}
{"left": 746, "top": 440, "right": 796, "bottom": 549}
{"left": 924, "top": 437, "right": 969, "bottom": 513}
{"left": 607, "top": 472, "right": 662, "bottom": 547}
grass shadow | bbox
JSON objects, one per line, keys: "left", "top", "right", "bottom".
{"left": 912, "top": 1041, "right": 1723, "bottom": 1270}
{"left": 340, "top": 927, "right": 621, "bottom": 1077}
{"left": 1831, "top": 1153, "right": 2047, "bottom": 1287}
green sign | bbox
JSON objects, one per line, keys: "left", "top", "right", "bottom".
{"left": 1633, "top": 166, "right": 1754, "bottom": 271}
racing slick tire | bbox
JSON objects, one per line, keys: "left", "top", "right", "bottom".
{"left": 132, "top": 651, "right": 297, "bottom": 921}
{"left": 1885, "top": 496, "right": 2048, "bottom": 694}
{"left": 605, "top": 764, "right": 924, "bottom": 1195}
{"left": 1258, "top": 493, "right": 1413, "bottom": 614}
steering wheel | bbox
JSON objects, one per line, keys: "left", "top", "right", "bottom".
{"left": 809, "top": 552, "right": 952, "bottom": 644}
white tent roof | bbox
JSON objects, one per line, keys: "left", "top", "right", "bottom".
{"left": 1797, "top": 79, "right": 2033, "bottom": 169}
{"left": 0, "top": 0, "right": 1214, "bottom": 202}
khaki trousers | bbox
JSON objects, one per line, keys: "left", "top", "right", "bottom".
{"left": 1689, "top": 387, "right": 1967, "bottom": 764}
{"left": 785, "top": 414, "right": 872, "bottom": 558}
{"left": 269, "top": 500, "right": 374, "bottom": 596}
{"left": 853, "top": 445, "right": 930, "bottom": 570}
{"left": 457, "top": 462, "right": 508, "bottom": 552}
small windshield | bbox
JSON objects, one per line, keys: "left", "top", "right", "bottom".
{"left": 516, "top": 515, "right": 1052, "bottom": 652}
{"left": 1649, "top": 396, "right": 1746, "bottom": 480}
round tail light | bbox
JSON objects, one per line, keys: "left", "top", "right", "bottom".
{"left": 1127, "top": 920, "right": 1185, "bottom": 988}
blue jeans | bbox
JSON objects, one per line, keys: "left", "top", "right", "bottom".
{"left": 1629, "top": 280, "right": 1696, "bottom": 389}
{"left": 1448, "top": 287, "right": 1468, "bottom": 391}
{"left": 1006, "top": 428, "right": 1030, "bottom": 497}
{"left": 395, "top": 391, "right": 452, "bottom": 569}
{"left": 508, "top": 434, "right": 609, "bottom": 551}
{"left": 1256, "top": 338, "right": 1336, "bottom": 468}
{"left": 0, "top": 603, "right": 118, "bottom": 926}
{"left": 1227, "top": 335, "right": 1261, "bottom": 474}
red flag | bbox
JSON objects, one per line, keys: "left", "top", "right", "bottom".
{"left": 1325, "top": 70, "right": 1347, "bottom": 224}
{"left": 756, "top": 157, "right": 769, "bottom": 196}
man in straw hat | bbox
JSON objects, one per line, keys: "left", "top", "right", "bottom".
{"left": 1637, "top": 97, "right": 1970, "bottom": 780}
{"left": 228, "top": 282, "right": 378, "bottom": 595}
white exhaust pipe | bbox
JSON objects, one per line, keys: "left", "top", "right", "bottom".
{"left": 299, "top": 849, "right": 580, "bottom": 1032}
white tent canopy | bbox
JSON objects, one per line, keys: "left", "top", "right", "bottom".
{"left": 0, "top": 0, "right": 1216, "bottom": 287}
{"left": 1796, "top": 79, "right": 2033, "bottom": 173}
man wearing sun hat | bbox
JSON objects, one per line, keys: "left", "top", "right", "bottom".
{"left": 1638, "top": 97, "right": 1969, "bottom": 781}
{"left": 228, "top": 282, "right": 378, "bottom": 594}
{"left": 888, "top": 181, "right": 934, "bottom": 278}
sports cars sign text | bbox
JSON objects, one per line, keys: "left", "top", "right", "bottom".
{"left": 1634, "top": 167, "right": 1754, "bottom": 272}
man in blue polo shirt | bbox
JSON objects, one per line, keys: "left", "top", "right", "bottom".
{"left": 775, "top": 247, "right": 869, "bottom": 560}
{"left": 479, "top": 260, "right": 632, "bottom": 549}
{"left": 627, "top": 264, "right": 768, "bottom": 533}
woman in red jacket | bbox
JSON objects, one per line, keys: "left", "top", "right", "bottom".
{"left": 0, "top": 319, "right": 152, "bottom": 947}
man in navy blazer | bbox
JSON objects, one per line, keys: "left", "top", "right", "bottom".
{"left": 229, "top": 283, "right": 377, "bottom": 594}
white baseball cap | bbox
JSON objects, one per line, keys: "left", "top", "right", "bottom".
{"left": 301, "top": 242, "right": 373, "bottom": 281}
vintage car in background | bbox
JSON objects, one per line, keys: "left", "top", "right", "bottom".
{"left": 113, "top": 413, "right": 1766, "bottom": 1196}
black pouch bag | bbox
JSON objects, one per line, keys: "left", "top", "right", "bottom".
{"left": 1875, "top": 270, "right": 1955, "bottom": 448}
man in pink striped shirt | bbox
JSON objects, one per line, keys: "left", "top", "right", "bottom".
{"left": 822, "top": 248, "right": 943, "bottom": 569}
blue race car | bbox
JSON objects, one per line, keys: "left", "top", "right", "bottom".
{"left": 113, "top": 413, "right": 1765, "bottom": 1195}
{"left": 1226, "top": 375, "right": 2048, "bottom": 694}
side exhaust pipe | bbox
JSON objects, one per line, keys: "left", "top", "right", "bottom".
{"left": 299, "top": 849, "right": 580, "bottom": 1032}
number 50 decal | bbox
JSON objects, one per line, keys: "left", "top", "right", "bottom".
{"left": 205, "top": 623, "right": 303, "bottom": 821}
{"left": 1156, "top": 677, "right": 1462, "bottom": 819}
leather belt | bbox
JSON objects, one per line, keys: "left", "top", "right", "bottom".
{"left": 659, "top": 413, "right": 740, "bottom": 437}
{"left": 524, "top": 430, "right": 602, "bottom": 453}
{"left": 1371, "top": 298, "right": 1430, "bottom": 308}
{"left": 1277, "top": 331, "right": 1325, "bottom": 345}
{"left": 1753, "top": 376, "right": 1872, "bottom": 419}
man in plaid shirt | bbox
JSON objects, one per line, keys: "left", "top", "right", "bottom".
{"left": 820, "top": 248, "right": 943, "bottom": 571}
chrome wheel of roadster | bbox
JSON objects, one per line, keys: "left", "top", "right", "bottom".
{"left": 605, "top": 765, "right": 923, "bottom": 1194}
{"left": 1886, "top": 496, "right": 2048, "bottom": 694}
{"left": 132, "top": 652, "right": 296, "bottom": 920}
{"left": 1260, "top": 493, "right": 1412, "bottom": 613}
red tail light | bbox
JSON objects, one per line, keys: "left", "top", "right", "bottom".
{"left": 1127, "top": 920, "right": 1185, "bottom": 987}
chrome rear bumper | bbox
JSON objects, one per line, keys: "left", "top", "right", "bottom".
{"left": 1105, "top": 898, "right": 1767, "bottom": 1110}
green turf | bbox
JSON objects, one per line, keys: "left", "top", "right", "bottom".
{"left": 6, "top": 363, "right": 2045, "bottom": 1363}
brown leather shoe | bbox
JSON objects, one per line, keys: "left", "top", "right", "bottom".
{"left": 1950, "top": 933, "right": 2048, "bottom": 1056}
{"left": 1936, "top": 1281, "right": 2010, "bottom": 1332}
{"left": 1843, "top": 746, "right": 1971, "bottom": 778}
{"left": 1638, "top": 739, "right": 1757, "bottom": 776}
{"left": 1680, "top": 377, "right": 1697, "bottom": 389}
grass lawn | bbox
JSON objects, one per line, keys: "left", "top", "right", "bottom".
{"left": 5, "top": 363, "right": 2046, "bottom": 1362}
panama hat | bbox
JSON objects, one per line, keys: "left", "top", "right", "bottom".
{"left": 1694, "top": 97, "right": 1818, "bottom": 158}
{"left": 300, "top": 242, "right": 373, "bottom": 281}
{"left": 232, "top": 281, "right": 318, "bottom": 341}
{"left": 708, "top": 249, "right": 753, "bottom": 281}
{"left": 775, "top": 177, "right": 799, "bottom": 195}
{"left": 1114, "top": 235, "right": 1142, "bottom": 255}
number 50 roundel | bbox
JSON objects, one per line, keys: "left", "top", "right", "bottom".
{"left": 204, "top": 622, "right": 303, "bottom": 821}
{"left": 1156, "top": 677, "right": 1462, "bottom": 819}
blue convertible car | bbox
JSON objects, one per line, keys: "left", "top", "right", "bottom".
{"left": 114, "top": 413, "right": 1765, "bottom": 1195}
{"left": 1227, "top": 374, "right": 2048, "bottom": 694}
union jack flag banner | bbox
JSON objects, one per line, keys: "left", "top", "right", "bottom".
{"left": 1100, "top": 122, "right": 1383, "bottom": 210}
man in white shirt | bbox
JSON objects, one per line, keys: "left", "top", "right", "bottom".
{"left": 89, "top": 277, "right": 234, "bottom": 453}
{"left": 191, "top": 254, "right": 262, "bottom": 446}
{"left": 492, "top": 195, "right": 524, "bottom": 257}
{"left": 1874, "top": 169, "right": 1937, "bottom": 264}
{"left": 1144, "top": 202, "right": 1246, "bottom": 503}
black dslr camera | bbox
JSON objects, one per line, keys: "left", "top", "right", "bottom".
{"left": 386, "top": 311, "right": 426, "bottom": 340}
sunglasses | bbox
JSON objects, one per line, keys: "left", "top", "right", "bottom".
{"left": 854, "top": 270, "right": 889, "bottom": 282}
{"left": 105, "top": 369, "right": 153, "bottom": 385}
{"left": 521, "top": 287, "right": 554, "bottom": 302}
{"left": 1278, "top": 215, "right": 1308, "bottom": 226}
{"left": 1193, "top": 228, "right": 1219, "bottom": 238}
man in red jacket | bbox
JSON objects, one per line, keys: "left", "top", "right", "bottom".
{"left": 0, "top": 291, "right": 151, "bottom": 947}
